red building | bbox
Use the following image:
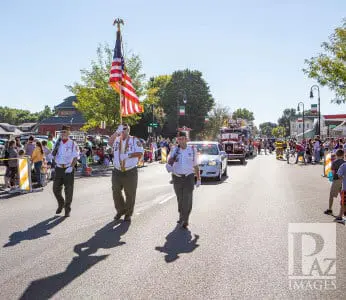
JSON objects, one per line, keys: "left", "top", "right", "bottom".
{"left": 37, "top": 96, "right": 86, "bottom": 135}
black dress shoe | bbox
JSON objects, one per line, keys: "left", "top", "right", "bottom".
{"left": 56, "top": 206, "right": 63, "bottom": 214}
{"left": 124, "top": 215, "right": 132, "bottom": 222}
{"left": 64, "top": 208, "right": 71, "bottom": 217}
{"left": 114, "top": 213, "right": 124, "bottom": 221}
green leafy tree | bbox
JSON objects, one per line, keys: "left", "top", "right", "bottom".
{"left": 144, "top": 75, "right": 171, "bottom": 127}
{"left": 252, "top": 125, "right": 259, "bottom": 136}
{"left": 0, "top": 106, "right": 53, "bottom": 125}
{"left": 162, "top": 69, "right": 214, "bottom": 137}
{"left": 272, "top": 126, "right": 286, "bottom": 138}
{"left": 66, "top": 44, "right": 145, "bottom": 131}
{"left": 303, "top": 19, "right": 346, "bottom": 104}
{"left": 37, "top": 105, "right": 54, "bottom": 122}
{"left": 278, "top": 108, "right": 297, "bottom": 137}
{"left": 232, "top": 108, "right": 254, "bottom": 122}
{"left": 259, "top": 122, "right": 277, "bottom": 137}
{"left": 201, "top": 103, "right": 231, "bottom": 140}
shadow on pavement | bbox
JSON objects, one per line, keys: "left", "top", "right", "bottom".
{"left": 20, "top": 220, "right": 130, "bottom": 300}
{"left": 3, "top": 216, "right": 66, "bottom": 247}
{"left": 19, "top": 254, "right": 109, "bottom": 300}
{"left": 202, "top": 175, "right": 229, "bottom": 186}
{"left": 227, "top": 161, "right": 248, "bottom": 167}
{"left": 73, "top": 220, "right": 130, "bottom": 256}
{"left": 155, "top": 225, "right": 199, "bottom": 263}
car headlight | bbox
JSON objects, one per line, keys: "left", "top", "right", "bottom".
{"left": 208, "top": 160, "right": 217, "bottom": 166}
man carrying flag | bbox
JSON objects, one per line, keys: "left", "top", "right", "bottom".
{"left": 108, "top": 124, "right": 143, "bottom": 222}
{"left": 108, "top": 19, "right": 144, "bottom": 222}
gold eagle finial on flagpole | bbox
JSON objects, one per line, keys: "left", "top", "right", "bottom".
{"left": 113, "top": 18, "right": 124, "bottom": 31}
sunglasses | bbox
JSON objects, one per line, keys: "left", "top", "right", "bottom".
{"left": 122, "top": 127, "right": 128, "bottom": 131}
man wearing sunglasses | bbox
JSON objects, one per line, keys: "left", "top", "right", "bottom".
{"left": 166, "top": 131, "right": 201, "bottom": 229}
{"left": 109, "top": 123, "right": 144, "bottom": 222}
{"left": 52, "top": 125, "right": 79, "bottom": 217}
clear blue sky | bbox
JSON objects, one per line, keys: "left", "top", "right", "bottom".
{"left": 0, "top": 0, "right": 345, "bottom": 126}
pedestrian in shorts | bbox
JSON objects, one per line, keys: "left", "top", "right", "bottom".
{"left": 336, "top": 159, "right": 346, "bottom": 222}
{"left": 324, "top": 149, "right": 344, "bottom": 215}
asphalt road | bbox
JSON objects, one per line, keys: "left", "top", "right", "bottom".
{"left": 0, "top": 155, "right": 345, "bottom": 299}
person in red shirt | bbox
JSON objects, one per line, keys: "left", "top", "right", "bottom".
{"left": 295, "top": 143, "right": 306, "bottom": 164}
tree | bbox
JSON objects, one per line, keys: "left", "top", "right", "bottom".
{"left": 67, "top": 44, "right": 145, "bottom": 131}
{"left": 0, "top": 106, "right": 54, "bottom": 125}
{"left": 272, "top": 126, "right": 286, "bottom": 138}
{"left": 277, "top": 108, "right": 297, "bottom": 137}
{"left": 303, "top": 19, "right": 346, "bottom": 104}
{"left": 37, "top": 105, "right": 54, "bottom": 122}
{"left": 259, "top": 122, "right": 277, "bottom": 137}
{"left": 161, "top": 69, "right": 215, "bottom": 137}
{"left": 145, "top": 75, "right": 171, "bottom": 127}
{"left": 232, "top": 108, "right": 254, "bottom": 122}
{"left": 252, "top": 125, "right": 259, "bottom": 136}
{"left": 131, "top": 75, "right": 171, "bottom": 138}
{"left": 201, "top": 103, "right": 231, "bottom": 140}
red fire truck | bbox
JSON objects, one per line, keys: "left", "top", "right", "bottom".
{"left": 219, "top": 119, "right": 251, "bottom": 165}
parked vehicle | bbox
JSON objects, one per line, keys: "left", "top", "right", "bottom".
{"left": 188, "top": 141, "right": 228, "bottom": 181}
{"left": 0, "top": 138, "right": 8, "bottom": 164}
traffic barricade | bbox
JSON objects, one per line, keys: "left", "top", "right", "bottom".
{"left": 18, "top": 157, "right": 32, "bottom": 192}
{"left": 161, "top": 147, "right": 167, "bottom": 163}
{"left": 0, "top": 157, "right": 32, "bottom": 192}
{"left": 137, "top": 153, "right": 145, "bottom": 168}
{"left": 323, "top": 151, "right": 333, "bottom": 177}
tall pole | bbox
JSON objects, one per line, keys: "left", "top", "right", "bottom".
{"left": 298, "top": 102, "right": 305, "bottom": 141}
{"left": 176, "top": 98, "right": 179, "bottom": 131}
{"left": 152, "top": 104, "right": 155, "bottom": 138}
{"left": 310, "top": 85, "right": 321, "bottom": 136}
{"left": 113, "top": 18, "right": 124, "bottom": 125}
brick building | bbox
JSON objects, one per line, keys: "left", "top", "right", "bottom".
{"left": 37, "top": 96, "right": 86, "bottom": 135}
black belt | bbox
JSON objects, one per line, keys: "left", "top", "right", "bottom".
{"left": 174, "top": 173, "right": 193, "bottom": 178}
{"left": 56, "top": 164, "right": 71, "bottom": 168}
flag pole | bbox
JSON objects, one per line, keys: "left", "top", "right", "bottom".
{"left": 113, "top": 18, "right": 124, "bottom": 125}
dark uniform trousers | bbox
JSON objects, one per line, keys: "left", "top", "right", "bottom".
{"left": 53, "top": 167, "right": 75, "bottom": 210}
{"left": 112, "top": 167, "right": 138, "bottom": 216}
{"left": 173, "top": 173, "right": 195, "bottom": 223}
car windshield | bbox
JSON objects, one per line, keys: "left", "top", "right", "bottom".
{"left": 192, "top": 144, "right": 219, "bottom": 155}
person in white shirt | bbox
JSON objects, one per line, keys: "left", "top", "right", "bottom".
{"left": 165, "top": 131, "right": 201, "bottom": 229}
{"left": 108, "top": 123, "right": 144, "bottom": 222}
{"left": 52, "top": 125, "right": 80, "bottom": 217}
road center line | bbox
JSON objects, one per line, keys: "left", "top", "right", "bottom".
{"left": 159, "top": 194, "right": 175, "bottom": 204}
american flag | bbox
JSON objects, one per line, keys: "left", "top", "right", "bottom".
{"left": 109, "top": 29, "right": 143, "bottom": 116}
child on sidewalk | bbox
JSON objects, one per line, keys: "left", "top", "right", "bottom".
{"left": 80, "top": 148, "right": 88, "bottom": 175}
{"left": 324, "top": 149, "right": 344, "bottom": 215}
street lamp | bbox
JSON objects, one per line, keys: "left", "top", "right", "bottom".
{"left": 297, "top": 102, "right": 305, "bottom": 141}
{"left": 151, "top": 103, "right": 155, "bottom": 138}
{"left": 309, "top": 85, "right": 321, "bottom": 136}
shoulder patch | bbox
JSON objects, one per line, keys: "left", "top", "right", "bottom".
{"left": 136, "top": 140, "right": 142, "bottom": 147}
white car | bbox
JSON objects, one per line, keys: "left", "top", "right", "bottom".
{"left": 188, "top": 141, "right": 228, "bottom": 181}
